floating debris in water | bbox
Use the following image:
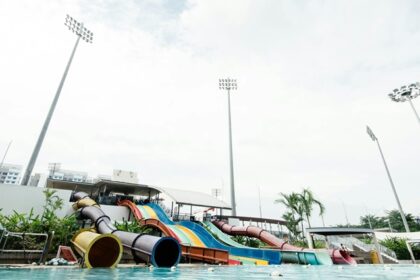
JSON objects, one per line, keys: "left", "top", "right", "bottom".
{"left": 270, "top": 270, "right": 282, "bottom": 277}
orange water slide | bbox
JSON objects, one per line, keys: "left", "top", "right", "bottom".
{"left": 118, "top": 200, "right": 231, "bottom": 264}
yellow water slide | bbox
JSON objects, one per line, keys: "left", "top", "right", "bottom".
{"left": 71, "top": 229, "right": 123, "bottom": 268}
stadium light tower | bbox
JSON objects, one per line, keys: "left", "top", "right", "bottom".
{"left": 219, "top": 78, "right": 238, "bottom": 216}
{"left": 388, "top": 83, "right": 420, "bottom": 126}
{"left": 21, "top": 15, "right": 93, "bottom": 186}
{"left": 366, "top": 125, "right": 416, "bottom": 263}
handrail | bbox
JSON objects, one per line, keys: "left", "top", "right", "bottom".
{"left": 327, "top": 236, "right": 397, "bottom": 259}
{"left": 0, "top": 227, "right": 49, "bottom": 263}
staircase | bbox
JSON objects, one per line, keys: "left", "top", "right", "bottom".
{"left": 328, "top": 236, "right": 398, "bottom": 264}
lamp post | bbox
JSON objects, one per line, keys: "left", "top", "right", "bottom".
{"left": 366, "top": 125, "right": 416, "bottom": 263}
{"left": 388, "top": 83, "right": 420, "bottom": 126}
{"left": 21, "top": 15, "right": 93, "bottom": 186}
{"left": 219, "top": 78, "right": 238, "bottom": 216}
{"left": 0, "top": 141, "right": 12, "bottom": 170}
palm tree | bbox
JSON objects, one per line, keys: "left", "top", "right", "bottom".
{"left": 299, "top": 188, "right": 325, "bottom": 228}
{"left": 275, "top": 192, "right": 305, "bottom": 239}
{"left": 281, "top": 211, "right": 303, "bottom": 241}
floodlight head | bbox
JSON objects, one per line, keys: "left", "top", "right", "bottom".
{"left": 219, "top": 78, "right": 238, "bottom": 91}
{"left": 388, "top": 82, "right": 420, "bottom": 102}
{"left": 64, "top": 15, "right": 93, "bottom": 43}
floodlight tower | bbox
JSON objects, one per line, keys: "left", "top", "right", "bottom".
{"left": 388, "top": 83, "right": 420, "bottom": 126}
{"left": 219, "top": 78, "right": 238, "bottom": 216}
{"left": 366, "top": 125, "right": 416, "bottom": 263}
{"left": 21, "top": 15, "right": 93, "bottom": 186}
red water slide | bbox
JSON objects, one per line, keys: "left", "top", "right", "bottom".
{"left": 213, "top": 220, "right": 356, "bottom": 265}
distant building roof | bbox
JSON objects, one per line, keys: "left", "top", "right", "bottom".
{"left": 46, "top": 179, "right": 231, "bottom": 209}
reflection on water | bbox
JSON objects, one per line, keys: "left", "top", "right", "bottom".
{"left": 0, "top": 265, "right": 419, "bottom": 280}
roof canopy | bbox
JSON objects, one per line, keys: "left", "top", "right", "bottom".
{"left": 152, "top": 186, "right": 231, "bottom": 210}
{"left": 46, "top": 179, "right": 231, "bottom": 209}
{"left": 306, "top": 227, "right": 375, "bottom": 236}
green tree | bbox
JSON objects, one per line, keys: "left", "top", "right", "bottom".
{"left": 299, "top": 188, "right": 325, "bottom": 228}
{"left": 380, "top": 237, "right": 420, "bottom": 260}
{"left": 275, "top": 192, "right": 305, "bottom": 239}
{"left": 281, "top": 211, "right": 302, "bottom": 241}
{"left": 359, "top": 214, "right": 387, "bottom": 229}
{"left": 386, "top": 210, "right": 420, "bottom": 232}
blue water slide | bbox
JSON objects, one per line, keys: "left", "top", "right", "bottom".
{"left": 180, "top": 220, "right": 282, "bottom": 264}
{"left": 146, "top": 203, "right": 282, "bottom": 264}
{"left": 147, "top": 203, "right": 175, "bottom": 225}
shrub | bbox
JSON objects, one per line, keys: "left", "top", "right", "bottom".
{"left": 380, "top": 237, "right": 420, "bottom": 260}
{"left": 0, "top": 189, "right": 79, "bottom": 252}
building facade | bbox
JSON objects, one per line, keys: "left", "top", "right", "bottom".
{"left": 0, "top": 163, "right": 22, "bottom": 185}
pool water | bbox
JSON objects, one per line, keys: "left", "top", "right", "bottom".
{"left": 1, "top": 265, "right": 420, "bottom": 280}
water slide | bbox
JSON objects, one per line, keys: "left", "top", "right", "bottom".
{"left": 118, "top": 200, "right": 231, "bottom": 264}
{"left": 72, "top": 192, "right": 181, "bottom": 267}
{"left": 213, "top": 220, "right": 354, "bottom": 265}
{"left": 202, "top": 221, "right": 248, "bottom": 248}
{"left": 202, "top": 219, "right": 331, "bottom": 265}
{"left": 145, "top": 202, "right": 282, "bottom": 265}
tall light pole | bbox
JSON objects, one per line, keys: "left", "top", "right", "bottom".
{"left": 366, "top": 125, "right": 416, "bottom": 263}
{"left": 258, "top": 186, "right": 263, "bottom": 218}
{"left": 219, "top": 78, "right": 238, "bottom": 216}
{"left": 388, "top": 83, "right": 420, "bottom": 126}
{"left": 0, "top": 141, "right": 12, "bottom": 170}
{"left": 21, "top": 15, "right": 93, "bottom": 186}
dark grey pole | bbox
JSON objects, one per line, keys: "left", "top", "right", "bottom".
{"left": 367, "top": 125, "right": 416, "bottom": 263}
{"left": 375, "top": 139, "right": 411, "bottom": 234}
{"left": 0, "top": 140, "right": 12, "bottom": 170}
{"left": 407, "top": 98, "right": 420, "bottom": 126}
{"left": 21, "top": 16, "right": 93, "bottom": 186}
{"left": 21, "top": 35, "right": 81, "bottom": 186}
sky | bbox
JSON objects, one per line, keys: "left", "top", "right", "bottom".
{"left": 0, "top": 0, "right": 419, "bottom": 227}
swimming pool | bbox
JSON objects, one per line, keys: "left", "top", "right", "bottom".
{"left": 0, "top": 264, "right": 419, "bottom": 279}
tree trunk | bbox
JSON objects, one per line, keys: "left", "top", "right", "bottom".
{"left": 306, "top": 214, "right": 312, "bottom": 228}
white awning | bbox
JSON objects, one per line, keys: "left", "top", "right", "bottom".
{"left": 152, "top": 185, "right": 232, "bottom": 210}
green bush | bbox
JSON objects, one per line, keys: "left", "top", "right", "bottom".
{"left": 114, "top": 219, "right": 152, "bottom": 234}
{"left": 380, "top": 237, "right": 420, "bottom": 260}
{"left": 231, "top": 235, "right": 266, "bottom": 248}
{"left": 0, "top": 189, "right": 79, "bottom": 252}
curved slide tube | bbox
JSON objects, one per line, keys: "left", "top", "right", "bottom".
{"left": 146, "top": 203, "right": 282, "bottom": 264}
{"left": 118, "top": 200, "right": 230, "bottom": 264}
{"left": 72, "top": 192, "right": 181, "bottom": 267}
{"left": 72, "top": 229, "right": 122, "bottom": 268}
{"left": 213, "top": 220, "right": 335, "bottom": 265}
{"left": 202, "top": 221, "right": 248, "bottom": 248}
{"left": 331, "top": 249, "right": 357, "bottom": 265}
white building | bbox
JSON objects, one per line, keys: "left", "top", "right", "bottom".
{"left": 112, "top": 169, "right": 138, "bottom": 184}
{"left": 0, "top": 163, "right": 22, "bottom": 185}
{"left": 49, "top": 164, "right": 88, "bottom": 183}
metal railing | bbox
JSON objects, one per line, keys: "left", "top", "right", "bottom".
{"left": 0, "top": 225, "right": 50, "bottom": 263}
{"left": 328, "top": 235, "right": 397, "bottom": 259}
